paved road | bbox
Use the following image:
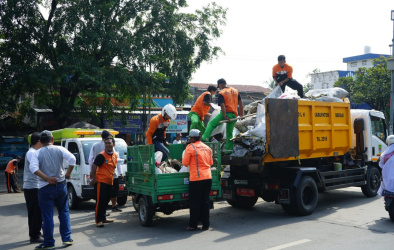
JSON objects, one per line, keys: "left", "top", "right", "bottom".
{"left": 1, "top": 187, "right": 393, "bottom": 250}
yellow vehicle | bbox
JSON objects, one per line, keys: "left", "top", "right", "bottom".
{"left": 221, "top": 99, "right": 386, "bottom": 215}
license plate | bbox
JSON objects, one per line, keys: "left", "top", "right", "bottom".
{"left": 119, "top": 184, "right": 125, "bottom": 191}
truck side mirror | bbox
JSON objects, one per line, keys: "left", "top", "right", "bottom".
{"left": 73, "top": 153, "right": 80, "bottom": 165}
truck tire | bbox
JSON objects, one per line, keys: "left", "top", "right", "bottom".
{"left": 294, "top": 176, "right": 318, "bottom": 216}
{"left": 227, "top": 195, "right": 258, "bottom": 209}
{"left": 117, "top": 195, "right": 127, "bottom": 206}
{"left": 138, "top": 196, "right": 155, "bottom": 227}
{"left": 132, "top": 195, "right": 139, "bottom": 211}
{"left": 361, "top": 166, "right": 381, "bottom": 198}
{"left": 67, "top": 185, "right": 79, "bottom": 210}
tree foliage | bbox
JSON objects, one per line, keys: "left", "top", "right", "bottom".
{"left": 0, "top": 0, "right": 227, "bottom": 128}
{"left": 334, "top": 56, "right": 391, "bottom": 120}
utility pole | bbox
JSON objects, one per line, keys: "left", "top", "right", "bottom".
{"left": 389, "top": 10, "right": 394, "bottom": 135}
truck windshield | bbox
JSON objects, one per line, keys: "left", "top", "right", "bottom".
{"left": 371, "top": 116, "right": 387, "bottom": 143}
{"left": 114, "top": 138, "right": 127, "bottom": 160}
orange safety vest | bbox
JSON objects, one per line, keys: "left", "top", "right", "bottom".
{"left": 191, "top": 92, "right": 211, "bottom": 121}
{"left": 220, "top": 87, "right": 239, "bottom": 116}
{"left": 182, "top": 141, "right": 213, "bottom": 182}
{"left": 5, "top": 159, "right": 17, "bottom": 173}
{"left": 96, "top": 151, "right": 117, "bottom": 185}
{"left": 145, "top": 114, "right": 170, "bottom": 145}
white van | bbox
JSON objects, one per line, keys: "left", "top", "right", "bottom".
{"left": 49, "top": 129, "right": 128, "bottom": 209}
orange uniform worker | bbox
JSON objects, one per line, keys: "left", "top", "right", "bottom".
{"left": 273, "top": 55, "right": 304, "bottom": 98}
{"left": 188, "top": 85, "right": 217, "bottom": 135}
{"left": 5, "top": 156, "right": 21, "bottom": 193}
{"left": 146, "top": 104, "right": 177, "bottom": 162}
{"left": 182, "top": 129, "right": 213, "bottom": 231}
{"left": 90, "top": 137, "right": 118, "bottom": 227}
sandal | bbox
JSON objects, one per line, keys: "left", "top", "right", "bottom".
{"left": 184, "top": 226, "right": 197, "bottom": 231}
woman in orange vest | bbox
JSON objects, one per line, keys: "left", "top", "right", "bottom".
{"left": 5, "top": 156, "right": 21, "bottom": 193}
{"left": 182, "top": 129, "right": 213, "bottom": 231}
{"left": 188, "top": 85, "right": 217, "bottom": 135}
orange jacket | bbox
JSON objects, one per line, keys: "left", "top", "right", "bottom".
{"left": 182, "top": 141, "right": 213, "bottom": 181}
{"left": 273, "top": 63, "right": 293, "bottom": 82}
{"left": 220, "top": 87, "right": 239, "bottom": 116}
{"left": 5, "top": 159, "right": 18, "bottom": 173}
{"left": 146, "top": 114, "right": 170, "bottom": 145}
{"left": 96, "top": 151, "right": 117, "bottom": 185}
{"left": 191, "top": 92, "right": 211, "bottom": 121}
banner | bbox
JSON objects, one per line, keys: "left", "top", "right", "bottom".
{"left": 104, "top": 114, "right": 142, "bottom": 134}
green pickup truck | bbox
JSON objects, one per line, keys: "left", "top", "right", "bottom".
{"left": 126, "top": 142, "right": 222, "bottom": 226}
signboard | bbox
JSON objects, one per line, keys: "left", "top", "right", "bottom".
{"left": 104, "top": 114, "right": 142, "bottom": 134}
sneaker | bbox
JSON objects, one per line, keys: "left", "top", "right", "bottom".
{"left": 96, "top": 222, "right": 104, "bottom": 227}
{"left": 63, "top": 239, "right": 73, "bottom": 246}
{"left": 103, "top": 219, "right": 114, "bottom": 223}
{"left": 112, "top": 206, "right": 122, "bottom": 212}
{"left": 35, "top": 243, "right": 55, "bottom": 249}
{"left": 30, "top": 236, "right": 44, "bottom": 243}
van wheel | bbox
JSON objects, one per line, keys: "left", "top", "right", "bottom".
{"left": 117, "top": 195, "right": 127, "bottom": 206}
{"left": 138, "top": 196, "right": 155, "bottom": 227}
{"left": 294, "top": 176, "right": 318, "bottom": 216}
{"left": 361, "top": 166, "right": 381, "bottom": 197}
{"left": 67, "top": 185, "right": 79, "bottom": 210}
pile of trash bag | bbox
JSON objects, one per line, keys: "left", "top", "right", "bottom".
{"left": 228, "top": 86, "right": 349, "bottom": 158}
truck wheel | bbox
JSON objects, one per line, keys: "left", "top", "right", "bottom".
{"left": 294, "top": 176, "right": 318, "bottom": 216}
{"left": 138, "top": 196, "right": 155, "bottom": 227}
{"left": 227, "top": 195, "right": 258, "bottom": 209}
{"left": 117, "top": 195, "right": 127, "bottom": 206}
{"left": 132, "top": 195, "right": 139, "bottom": 211}
{"left": 361, "top": 166, "right": 381, "bottom": 198}
{"left": 67, "top": 185, "right": 79, "bottom": 210}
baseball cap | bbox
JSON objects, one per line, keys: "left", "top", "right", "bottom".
{"left": 40, "top": 130, "right": 53, "bottom": 138}
{"left": 188, "top": 129, "right": 201, "bottom": 138}
{"left": 101, "top": 130, "right": 111, "bottom": 139}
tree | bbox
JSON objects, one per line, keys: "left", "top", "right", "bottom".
{"left": 263, "top": 78, "right": 275, "bottom": 90}
{"left": 334, "top": 56, "right": 391, "bottom": 121}
{"left": 303, "top": 68, "right": 320, "bottom": 94}
{"left": 0, "top": 0, "right": 227, "bottom": 128}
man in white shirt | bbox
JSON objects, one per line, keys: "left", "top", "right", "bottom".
{"left": 29, "top": 130, "right": 76, "bottom": 249}
{"left": 173, "top": 133, "right": 182, "bottom": 144}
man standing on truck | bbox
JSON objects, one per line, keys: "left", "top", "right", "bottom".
{"left": 189, "top": 85, "right": 217, "bottom": 135}
{"left": 5, "top": 156, "right": 21, "bottom": 193}
{"left": 90, "top": 137, "right": 118, "bottom": 227}
{"left": 182, "top": 129, "right": 213, "bottom": 231}
{"left": 89, "top": 130, "right": 123, "bottom": 212}
{"left": 23, "top": 132, "right": 43, "bottom": 244}
{"left": 202, "top": 78, "right": 243, "bottom": 154}
{"left": 29, "top": 130, "right": 75, "bottom": 249}
{"left": 273, "top": 55, "right": 304, "bottom": 98}
{"left": 146, "top": 104, "right": 177, "bottom": 162}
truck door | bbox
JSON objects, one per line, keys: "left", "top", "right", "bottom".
{"left": 64, "top": 140, "right": 82, "bottom": 195}
{"left": 370, "top": 114, "right": 388, "bottom": 161}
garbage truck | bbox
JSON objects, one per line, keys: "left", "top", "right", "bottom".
{"left": 221, "top": 98, "right": 386, "bottom": 215}
{"left": 126, "top": 142, "right": 222, "bottom": 226}
{"left": 30, "top": 128, "right": 129, "bottom": 209}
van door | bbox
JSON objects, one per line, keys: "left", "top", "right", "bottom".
{"left": 64, "top": 140, "right": 83, "bottom": 197}
{"left": 370, "top": 114, "right": 388, "bottom": 162}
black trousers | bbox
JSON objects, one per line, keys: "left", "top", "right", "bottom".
{"left": 95, "top": 182, "right": 112, "bottom": 223}
{"left": 24, "top": 188, "right": 42, "bottom": 239}
{"left": 5, "top": 172, "right": 17, "bottom": 193}
{"left": 280, "top": 79, "right": 304, "bottom": 98}
{"left": 189, "top": 179, "right": 212, "bottom": 228}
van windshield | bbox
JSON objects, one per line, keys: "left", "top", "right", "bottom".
{"left": 81, "top": 139, "right": 128, "bottom": 165}
{"left": 81, "top": 140, "right": 102, "bottom": 165}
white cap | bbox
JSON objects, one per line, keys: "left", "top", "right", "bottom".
{"left": 189, "top": 129, "right": 201, "bottom": 137}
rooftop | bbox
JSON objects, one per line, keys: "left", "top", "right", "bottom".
{"left": 343, "top": 53, "right": 390, "bottom": 63}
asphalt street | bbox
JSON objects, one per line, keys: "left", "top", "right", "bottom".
{"left": 1, "top": 187, "right": 394, "bottom": 250}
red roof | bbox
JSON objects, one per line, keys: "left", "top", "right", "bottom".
{"left": 189, "top": 83, "right": 272, "bottom": 93}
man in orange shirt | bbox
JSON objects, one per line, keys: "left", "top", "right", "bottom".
{"left": 146, "top": 104, "right": 177, "bottom": 162}
{"left": 5, "top": 156, "right": 21, "bottom": 193}
{"left": 273, "top": 55, "right": 304, "bottom": 98}
{"left": 202, "top": 78, "right": 243, "bottom": 154}
{"left": 90, "top": 137, "right": 118, "bottom": 227}
{"left": 182, "top": 129, "right": 213, "bottom": 231}
{"left": 189, "top": 85, "right": 217, "bottom": 135}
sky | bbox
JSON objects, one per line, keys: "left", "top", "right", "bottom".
{"left": 186, "top": 0, "right": 394, "bottom": 88}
